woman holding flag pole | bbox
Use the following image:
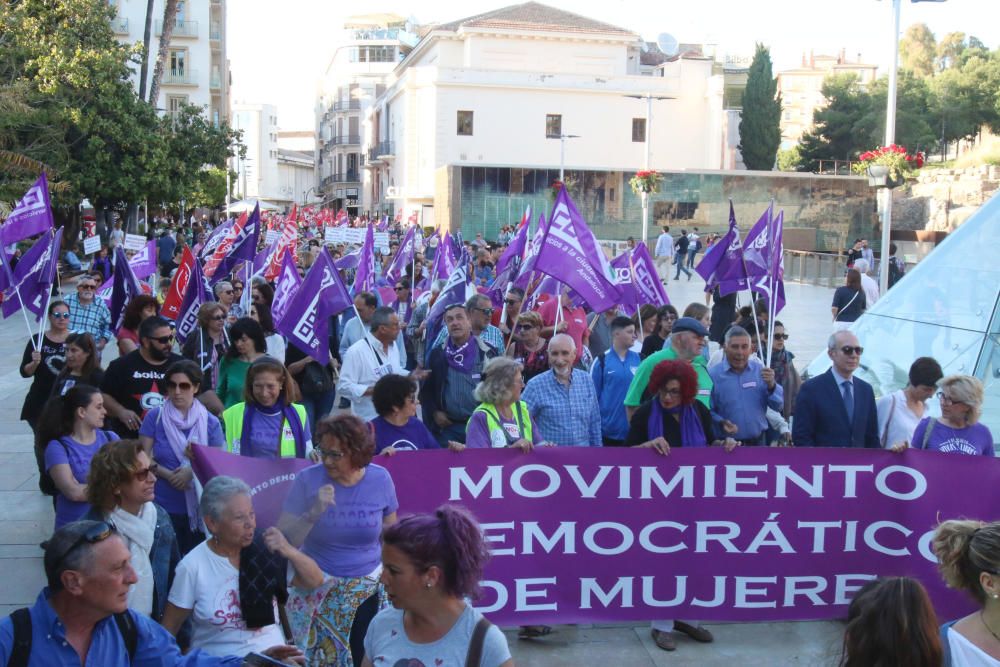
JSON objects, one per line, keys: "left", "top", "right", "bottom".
{"left": 20, "top": 299, "right": 71, "bottom": 433}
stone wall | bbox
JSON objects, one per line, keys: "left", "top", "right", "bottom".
{"left": 892, "top": 165, "right": 1000, "bottom": 231}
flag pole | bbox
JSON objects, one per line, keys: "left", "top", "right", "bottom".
{"left": 628, "top": 250, "right": 643, "bottom": 342}
{"left": 15, "top": 286, "right": 41, "bottom": 352}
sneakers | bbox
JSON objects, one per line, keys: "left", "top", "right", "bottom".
{"left": 651, "top": 628, "right": 676, "bottom": 651}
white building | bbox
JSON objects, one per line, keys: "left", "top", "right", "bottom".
{"left": 232, "top": 105, "right": 316, "bottom": 207}
{"left": 315, "top": 14, "right": 418, "bottom": 215}
{"left": 111, "top": 0, "right": 229, "bottom": 125}
{"left": 364, "top": 2, "right": 736, "bottom": 229}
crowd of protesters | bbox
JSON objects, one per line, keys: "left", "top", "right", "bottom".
{"left": 1, "top": 211, "right": 995, "bottom": 667}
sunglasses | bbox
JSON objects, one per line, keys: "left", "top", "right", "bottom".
{"left": 77, "top": 285, "right": 96, "bottom": 290}
{"left": 473, "top": 307, "right": 494, "bottom": 315}
{"left": 148, "top": 335, "right": 175, "bottom": 345}
{"left": 395, "top": 286, "right": 407, "bottom": 291}
{"left": 659, "top": 388, "right": 682, "bottom": 396}
{"left": 839, "top": 346, "right": 864, "bottom": 356}
{"left": 772, "top": 333, "right": 789, "bottom": 340}
{"left": 50, "top": 521, "right": 114, "bottom": 572}
{"left": 516, "top": 324, "right": 534, "bottom": 331}
{"left": 504, "top": 299, "right": 519, "bottom": 306}
{"left": 131, "top": 463, "right": 158, "bottom": 482}
{"left": 210, "top": 315, "right": 226, "bottom": 321}
{"left": 166, "top": 380, "right": 194, "bottom": 391}
{"left": 50, "top": 312, "right": 71, "bottom": 320}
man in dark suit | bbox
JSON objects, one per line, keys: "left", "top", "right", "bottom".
{"left": 792, "top": 331, "right": 879, "bottom": 448}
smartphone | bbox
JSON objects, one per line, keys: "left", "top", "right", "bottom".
{"left": 243, "top": 653, "right": 288, "bottom": 667}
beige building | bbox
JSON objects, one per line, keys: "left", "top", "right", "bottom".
{"left": 777, "top": 49, "right": 878, "bottom": 147}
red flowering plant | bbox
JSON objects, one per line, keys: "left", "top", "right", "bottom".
{"left": 852, "top": 144, "right": 925, "bottom": 183}
{"left": 629, "top": 169, "right": 663, "bottom": 195}
{"left": 549, "top": 176, "right": 578, "bottom": 201}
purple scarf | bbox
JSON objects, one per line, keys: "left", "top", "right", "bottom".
{"left": 445, "top": 335, "right": 478, "bottom": 373}
{"left": 240, "top": 398, "right": 308, "bottom": 458}
{"left": 647, "top": 399, "right": 708, "bottom": 447}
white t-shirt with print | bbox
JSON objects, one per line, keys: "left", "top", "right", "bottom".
{"left": 167, "top": 541, "right": 285, "bottom": 657}
{"left": 364, "top": 604, "right": 510, "bottom": 667}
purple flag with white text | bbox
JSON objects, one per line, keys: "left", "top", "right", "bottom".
{"left": 271, "top": 248, "right": 302, "bottom": 324}
{"left": 385, "top": 224, "right": 417, "bottom": 286}
{"left": 535, "top": 188, "right": 621, "bottom": 312}
{"left": 2, "top": 228, "right": 62, "bottom": 319}
{"left": 207, "top": 204, "right": 260, "bottom": 285}
{"left": 717, "top": 204, "right": 771, "bottom": 296}
{"left": 276, "top": 248, "right": 353, "bottom": 363}
{"left": 696, "top": 202, "right": 742, "bottom": 289}
{"left": 753, "top": 209, "right": 786, "bottom": 314}
{"left": 128, "top": 240, "right": 158, "bottom": 280}
{"left": 175, "top": 257, "right": 208, "bottom": 343}
{"left": 110, "top": 247, "right": 145, "bottom": 331}
{"left": 1, "top": 173, "right": 54, "bottom": 246}
{"left": 352, "top": 224, "right": 376, "bottom": 294}
{"left": 611, "top": 242, "right": 670, "bottom": 316}
{"left": 200, "top": 218, "right": 234, "bottom": 259}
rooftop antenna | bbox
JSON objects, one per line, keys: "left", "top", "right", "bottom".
{"left": 656, "top": 33, "right": 679, "bottom": 57}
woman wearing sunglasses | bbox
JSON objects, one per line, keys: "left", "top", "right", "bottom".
{"left": 20, "top": 300, "right": 71, "bottom": 433}
{"left": 505, "top": 311, "right": 549, "bottom": 383}
{"left": 906, "top": 375, "right": 994, "bottom": 456}
{"left": 139, "top": 360, "right": 225, "bottom": 555}
{"left": 84, "top": 439, "right": 179, "bottom": 622}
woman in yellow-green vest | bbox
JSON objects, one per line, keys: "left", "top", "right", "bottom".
{"left": 463, "top": 357, "right": 543, "bottom": 450}
{"left": 222, "top": 357, "right": 312, "bottom": 459}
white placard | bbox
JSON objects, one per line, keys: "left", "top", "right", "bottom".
{"left": 265, "top": 230, "right": 280, "bottom": 245}
{"left": 344, "top": 228, "right": 365, "bottom": 244}
{"left": 83, "top": 235, "right": 101, "bottom": 255}
{"left": 374, "top": 232, "right": 390, "bottom": 248}
{"left": 124, "top": 233, "right": 146, "bottom": 251}
{"left": 324, "top": 227, "right": 339, "bottom": 245}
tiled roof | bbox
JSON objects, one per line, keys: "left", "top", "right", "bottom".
{"left": 434, "top": 2, "right": 636, "bottom": 38}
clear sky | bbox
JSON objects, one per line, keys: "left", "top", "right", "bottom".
{"left": 227, "top": 0, "right": 1000, "bottom": 130}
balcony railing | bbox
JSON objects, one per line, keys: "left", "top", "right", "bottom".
{"left": 333, "top": 100, "right": 361, "bottom": 112}
{"left": 162, "top": 70, "right": 198, "bottom": 86}
{"left": 113, "top": 17, "right": 129, "bottom": 34}
{"left": 210, "top": 73, "right": 221, "bottom": 90}
{"left": 332, "top": 171, "right": 360, "bottom": 184}
{"left": 375, "top": 140, "right": 395, "bottom": 157}
{"left": 352, "top": 28, "right": 401, "bottom": 41}
{"left": 332, "top": 134, "right": 361, "bottom": 146}
{"left": 321, "top": 175, "right": 334, "bottom": 188}
{"left": 155, "top": 19, "right": 198, "bottom": 37}
{"left": 210, "top": 21, "right": 221, "bottom": 41}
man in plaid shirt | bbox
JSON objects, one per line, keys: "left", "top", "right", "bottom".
{"left": 64, "top": 275, "right": 113, "bottom": 356}
{"left": 522, "top": 334, "right": 602, "bottom": 447}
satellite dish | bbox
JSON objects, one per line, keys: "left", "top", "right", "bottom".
{"left": 639, "top": 40, "right": 649, "bottom": 53}
{"left": 657, "top": 33, "right": 679, "bottom": 57}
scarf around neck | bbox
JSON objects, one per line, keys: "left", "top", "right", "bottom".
{"left": 445, "top": 334, "right": 478, "bottom": 373}
{"left": 240, "top": 398, "right": 307, "bottom": 459}
{"left": 647, "top": 398, "right": 707, "bottom": 447}
{"left": 110, "top": 502, "right": 157, "bottom": 616}
{"left": 159, "top": 400, "right": 209, "bottom": 531}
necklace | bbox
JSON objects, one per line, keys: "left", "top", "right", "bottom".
{"left": 981, "top": 611, "right": 1000, "bottom": 643}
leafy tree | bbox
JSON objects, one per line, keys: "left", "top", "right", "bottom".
{"left": 776, "top": 146, "right": 802, "bottom": 172}
{"left": 738, "top": 43, "right": 782, "bottom": 170}
{"left": 797, "top": 74, "right": 872, "bottom": 170}
{"left": 899, "top": 23, "right": 937, "bottom": 78}
{"left": 186, "top": 167, "right": 233, "bottom": 209}
{"left": 861, "top": 71, "right": 936, "bottom": 153}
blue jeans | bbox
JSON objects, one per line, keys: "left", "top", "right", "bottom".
{"left": 687, "top": 248, "right": 698, "bottom": 268}
{"left": 300, "top": 389, "right": 336, "bottom": 440}
{"left": 673, "top": 254, "right": 691, "bottom": 279}
{"left": 433, "top": 421, "right": 468, "bottom": 448}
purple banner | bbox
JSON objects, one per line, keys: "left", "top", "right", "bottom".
{"left": 190, "top": 446, "right": 994, "bottom": 626}
{"left": 611, "top": 242, "right": 669, "bottom": 315}
{"left": 1, "top": 173, "right": 54, "bottom": 246}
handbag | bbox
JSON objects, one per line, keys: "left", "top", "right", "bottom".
{"left": 299, "top": 361, "right": 333, "bottom": 395}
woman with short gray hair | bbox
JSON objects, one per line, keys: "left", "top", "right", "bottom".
{"left": 162, "top": 475, "right": 322, "bottom": 659}
{"left": 463, "top": 357, "right": 543, "bottom": 450}
{"left": 908, "top": 375, "right": 994, "bottom": 456}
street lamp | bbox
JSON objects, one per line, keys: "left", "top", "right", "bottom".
{"left": 558, "top": 134, "right": 580, "bottom": 182}
{"left": 624, "top": 93, "right": 673, "bottom": 246}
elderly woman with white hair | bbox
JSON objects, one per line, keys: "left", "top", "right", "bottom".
{"left": 852, "top": 258, "right": 880, "bottom": 307}
{"left": 906, "top": 375, "right": 994, "bottom": 456}
{"left": 463, "top": 357, "right": 544, "bottom": 450}
{"left": 162, "top": 476, "right": 322, "bottom": 659}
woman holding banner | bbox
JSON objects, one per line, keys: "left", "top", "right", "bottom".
{"left": 361, "top": 504, "right": 512, "bottom": 667}
{"left": 465, "top": 357, "right": 541, "bottom": 451}
{"left": 278, "top": 414, "right": 398, "bottom": 667}
{"left": 934, "top": 520, "right": 1000, "bottom": 664}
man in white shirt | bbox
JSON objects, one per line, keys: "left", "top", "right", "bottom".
{"left": 686, "top": 228, "right": 700, "bottom": 269}
{"left": 853, "top": 258, "right": 880, "bottom": 306}
{"left": 338, "top": 307, "right": 406, "bottom": 421}
{"left": 653, "top": 226, "right": 674, "bottom": 283}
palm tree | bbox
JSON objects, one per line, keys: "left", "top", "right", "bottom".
{"left": 137, "top": 0, "right": 155, "bottom": 101}
{"left": 148, "top": 0, "right": 178, "bottom": 107}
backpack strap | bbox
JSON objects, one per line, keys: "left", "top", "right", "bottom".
{"left": 7, "top": 608, "right": 31, "bottom": 667}
{"left": 921, "top": 418, "right": 937, "bottom": 450}
{"left": 464, "top": 616, "right": 492, "bottom": 667}
{"left": 880, "top": 394, "right": 897, "bottom": 448}
{"left": 112, "top": 611, "right": 138, "bottom": 665}
{"left": 940, "top": 620, "right": 957, "bottom": 667}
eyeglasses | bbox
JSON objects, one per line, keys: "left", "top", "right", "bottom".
{"left": 77, "top": 285, "right": 96, "bottom": 290}
{"left": 50, "top": 521, "right": 114, "bottom": 572}
{"left": 221, "top": 289, "right": 234, "bottom": 295}
{"left": 50, "top": 312, "right": 71, "bottom": 320}
{"left": 773, "top": 334, "right": 790, "bottom": 340}
{"left": 936, "top": 392, "right": 964, "bottom": 406}
{"left": 131, "top": 463, "right": 158, "bottom": 482}
{"left": 395, "top": 286, "right": 407, "bottom": 291}
{"left": 516, "top": 324, "right": 534, "bottom": 331}
{"left": 659, "top": 388, "right": 682, "bottom": 396}
{"left": 148, "top": 335, "right": 175, "bottom": 345}
{"left": 504, "top": 299, "right": 520, "bottom": 306}
{"left": 839, "top": 346, "right": 864, "bottom": 356}
{"left": 166, "top": 380, "right": 193, "bottom": 391}
{"left": 473, "top": 307, "right": 494, "bottom": 316}
{"left": 318, "top": 448, "right": 345, "bottom": 461}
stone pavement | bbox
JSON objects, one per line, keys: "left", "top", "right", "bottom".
{"left": 0, "top": 279, "right": 846, "bottom": 665}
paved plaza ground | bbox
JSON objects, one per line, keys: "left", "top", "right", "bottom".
{"left": 0, "top": 275, "right": 847, "bottom": 665}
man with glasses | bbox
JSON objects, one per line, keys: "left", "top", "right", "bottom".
{"left": 64, "top": 277, "right": 113, "bottom": 358}
{"left": 338, "top": 307, "right": 412, "bottom": 421}
{"left": 430, "top": 294, "right": 505, "bottom": 353}
{"left": 0, "top": 520, "right": 292, "bottom": 665}
{"left": 101, "top": 316, "right": 183, "bottom": 439}
{"left": 792, "top": 330, "right": 879, "bottom": 448}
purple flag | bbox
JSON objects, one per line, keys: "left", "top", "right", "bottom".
{"left": 431, "top": 233, "right": 457, "bottom": 281}
{"left": 208, "top": 204, "right": 260, "bottom": 285}
{"left": 491, "top": 221, "right": 529, "bottom": 290}
{"left": 200, "top": 218, "right": 234, "bottom": 259}
{"left": 352, "top": 224, "right": 376, "bottom": 294}
{"left": 376, "top": 216, "right": 389, "bottom": 232}
{"left": 109, "top": 247, "right": 145, "bottom": 331}
{"left": 1, "top": 173, "right": 54, "bottom": 246}
{"left": 335, "top": 247, "right": 361, "bottom": 270}
{"left": 535, "top": 188, "right": 622, "bottom": 313}
{"left": 270, "top": 248, "right": 302, "bottom": 324}
{"left": 695, "top": 202, "right": 742, "bottom": 289}
{"left": 422, "top": 265, "right": 471, "bottom": 361}
{"left": 753, "top": 209, "right": 786, "bottom": 314}
{"left": 611, "top": 242, "right": 670, "bottom": 316}
{"left": 513, "top": 215, "right": 548, "bottom": 292}
{"left": 385, "top": 224, "right": 417, "bottom": 285}
{"left": 2, "top": 228, "right": 62, "bottom": 319}
{"left": 276, "top": 248, "right": 353, "bottom": 363}
{"left": 128, "top": 240, "right": 158, "bottom": 280}
{"left": 716, "top": 204, "right": 771, "bottom": 296}
{"left": 252, "top": 238, "right": 279, "bottom": 276}
{"left": 175, "top": 257, "right": 208, "bottom": 343}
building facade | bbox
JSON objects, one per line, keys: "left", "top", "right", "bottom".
{"left": 363, "top": 2, "right": 741, "bottom": 231}
{"left": 315, "top": 14, "right": 417, "bottom": 216}
{"left": 111, "top": 0, "right": 229, "bottom": 125}
{"left": 777, "top": 50, "right": 878, "bottom": 148}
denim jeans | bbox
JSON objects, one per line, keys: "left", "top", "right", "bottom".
{"left": 300, "top": 389, "right": 336, "bottom": 439}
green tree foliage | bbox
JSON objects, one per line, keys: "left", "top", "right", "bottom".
{"left": 797, "top": 74, "right": 871, "bottom": 170}
{"left": 186, "top": 167, "right": 233, "bottom": 209}
{"left": 776, "top": 146, "right": 802, "bottom": 172}
{"left": 899, "top": 23, "right": 937, "bottom": 78}
{"left": 738, "top": 43, "right": 782, "bottom": 170}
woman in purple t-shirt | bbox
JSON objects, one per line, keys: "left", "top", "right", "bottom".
{"left": 278, "top": 415, "right": 398, "bottom": 666}
{"left": 911, "top": 375, "right": 994, "bottom": 456}
{"left": 40, "top": 385, "right": 119, "bottom": 527}
{"left": 371, "top": 374, "right": 438, "bottom": 455}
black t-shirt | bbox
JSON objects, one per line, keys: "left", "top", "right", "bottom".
{"left": 640, "top": 334, "right": 665, "bottom": 360}
{"left": 101, "top": 350, "right": 183, "bottom": 437}
{"left": 675, "top": 235, "right": 690, "bottom": 254}
{"left": 51, "top": 369, "right": 105, "bottom": 399}
{"left": 832, "top": 286, "right": 866, "bottom": 322}
{"left": 20, "top": 334, "right": 66, "bottom": 424}
{"left": 624, "top": 399, "right": 714, "bottom": 447}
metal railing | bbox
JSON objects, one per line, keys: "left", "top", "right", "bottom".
{"left": 210, "top": 21, "right": 221, "bottom": 41}
{"left": 333, "top": 100, "right": 361, "bottom": 112}
{"left": 113, "top": 17, "right": 129, "bottom": 34}
{"left": 332, "top": 171, "right": 360, "bottom": 183}
{"left": 210, "top": 73, "right": 221, "bottom": 89}
{"left": 155, "top": 19, "right": 198, "bottom": 37}
{"left": 781, "top": 250, "right": 849, "bottom": 288}
{"left": 332, "top": 134, "right": 361, "bottom": 146}
{"left": 815, "top": 159, "right": 856, "bottom": 176}
{"left": 375, "top": 140, "right": 395, "bottom": 157}
{"left": 321, "top": 175, "right": 334, "bottom": 188}
{"left": 162, "top": 70, "right": 198, "bottom": 86}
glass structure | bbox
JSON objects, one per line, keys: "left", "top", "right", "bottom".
{"left": 805, "top": 191, "right": 1000, "bottom": 445}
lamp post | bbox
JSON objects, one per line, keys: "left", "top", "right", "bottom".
{"left": 624, "top": 93, "right": 673, "bottom": 246}
{"left": 559, "top": 134, "right": 580, "bottom": 182}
